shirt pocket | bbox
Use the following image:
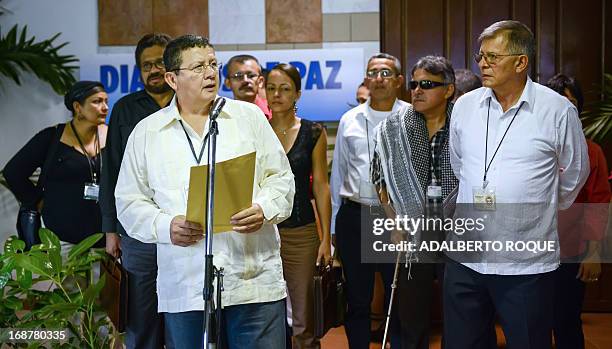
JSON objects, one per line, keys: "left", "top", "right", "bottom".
{"left": 146, "top": 156, "right": 185, "bottom": 191}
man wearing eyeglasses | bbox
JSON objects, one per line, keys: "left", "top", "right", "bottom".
{"left": 330, "top": 53, "right": 408, "bottom": 348}
{"left": 115, "top": 35, "right": 294, "bottom": 349}
{"left": 446, "top": 20, "right": 589, "bottom": 348}
{"left": 371, "top": 55, "right": 458, "bottom": 349}
{"left": 99, "top": 33, "right": 173, "bottom": 349}
{"left": 224, "top": 54, "right": 271, "bottom": 120}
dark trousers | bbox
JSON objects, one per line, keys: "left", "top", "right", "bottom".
{"left": 553, "top": 262, "right": 586, "bottom": 349}
{"left": 443, "top": 260, "right": 554, "bottom": 349}
{"left": 397, "top": 262, "right": 436, "bottom": 349}
{"left": 121, "top": 235, "right": 164, "bottom": 349}
{"left": 335, "top": 201, "right": 399, "bottom": 349}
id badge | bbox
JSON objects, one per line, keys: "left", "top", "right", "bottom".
{"left": 359, "top": 180, "right": 378, "bottom": 199}
{"left": 472, "top": 186, "right": 496, "bottom": 211}
{"left": 427, "top": 185, "right": 442, "bottom": 200}
{"left": 84, "top": 182, "right": 100, "bottom": 201}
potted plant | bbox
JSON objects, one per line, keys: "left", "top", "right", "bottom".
{"left": 0, "top": 230, "right": 120, "bottom": 348}
{"left": 581, "top": 73, "right": 612, "bottom": 144}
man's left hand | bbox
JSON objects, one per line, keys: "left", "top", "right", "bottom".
{"left": 231, "top": 204, "right": 264, "bottom": 233}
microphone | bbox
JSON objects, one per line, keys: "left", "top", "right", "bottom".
{"left": 209, "top": 97, "right": 226, "bottom": 121}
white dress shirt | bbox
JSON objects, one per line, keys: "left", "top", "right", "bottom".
{"left": 330, "top": 98, "right": 410, "bottom": 234}
{"left": 115, "top": 96, "right": 295, "bottom": 312}
{"left": 449, "top": 77, "right": 589, "bottom": 275}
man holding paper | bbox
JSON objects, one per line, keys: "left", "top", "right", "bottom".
{"left": 115, "top": 35, "right": 295, "bottom": 349}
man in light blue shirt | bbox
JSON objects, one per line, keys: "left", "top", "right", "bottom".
{"left": 446, "top": 20, "right": 589, "bottom": 348}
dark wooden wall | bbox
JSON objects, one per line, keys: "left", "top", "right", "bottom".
{"left": 381, "top": 0, "right": 612, "bottom": 312}
{"left": 381, "top": 0, "right": 611, "bottom": 104}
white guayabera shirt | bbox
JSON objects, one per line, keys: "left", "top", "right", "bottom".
{"left": 449, "top": 77, "right": 589, "bottom": 275}
{"left": 330, "top": 98, "right": 410, "bottom": 234}
{"left": 115, "top": 96, "right": 295, "bottom": 313}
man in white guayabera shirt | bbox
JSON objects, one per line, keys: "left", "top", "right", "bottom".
{"left": 446, "top": 20, "right": 589, "bottom": 349}
{"left": 330, "top": 53, "right": 408, "bottom": 349}
{"left": 115, "top": 35, "right": 294, "bottom": 349}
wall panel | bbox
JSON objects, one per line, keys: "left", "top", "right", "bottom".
{"left": 99, "top": 0, "right": 153, "bottom": 45}
{"left": 152, "top": 0, "right": 209, "bottom": 38}
{"left": 266, "top": 0, "right": 322, "bottom": 43}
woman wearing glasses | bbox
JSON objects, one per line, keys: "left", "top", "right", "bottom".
{"left": 267, "top": 63, "right": 332, "bottom": 349}
{"left": 4, "top": 81, "right": 109, "bottom": 251}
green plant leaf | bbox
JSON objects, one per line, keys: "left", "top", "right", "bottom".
{"left": 0, "top": 256, "right": 15, "bottom": 275}
{"left": 13, "top": 253, "right": 52, "bottom": 278}
{"left": 83, "top": 274, "right": 105, "bottom": 306}
{"left": 27, "top": 342, "right": 42, "bottom": 349}
{"left": 581, "top": 72, "right": 612, "bottom": 143}
{"left": 67, "top": 233, "right": 103, "bottom": 262}
{"left": 4, "top": 236, "right": 25, "bottom": 254}
{"left": 38, "top": 228, "right": 61, "bottom": 250}
{"left": 0, "top": 24, "right": 78, "bottom": 94}
{"left": 0, "top": 271, "right": 10, "bottom": 289}
{"left": 38, "top": 228, "right": 62, "bottom": 273}
{"left": 35, "top": 302, "right": 81, "bottom": 317}
{"left": 16, "top": 266, "right": 33, "bottom": 289}
{"left": 4, "top": 295, "right": 23, "bottom": 310}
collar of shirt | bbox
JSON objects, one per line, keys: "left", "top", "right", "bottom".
{"left": 153, "top": 95, "right": 231, "bottom": 131}
{"left": 359, "top": 97, "right": 406, "bottom": 123}
{"left": 478, "top": 76, "right": 535, "bottom": 114}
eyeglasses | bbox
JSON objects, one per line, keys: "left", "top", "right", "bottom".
{"left": 473, "top": 52, "right": 523, "bottom": 65}
{"left": 366, "top": 69, "right": 396, "bottom": 79}
{"left": 141, "top": 59, "right": 165, "bottom": 72}
{"left": 228, "top": 72, "right": 260, "bottom": 81}
{"left": 172, "top": 61, "right": 223, "bottom": 74}
{"left": 409, "top": 80, "right": 448, "bottom": 90}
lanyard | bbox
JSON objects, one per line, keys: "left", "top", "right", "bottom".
{"left": 70, "top": 120, "right": 100, "bottom": 183}
{"left": 179, "top": 120, "right": 210, "bottom": 165}
{"left": 483, "top": 99, "right": 524, "bottom": 188}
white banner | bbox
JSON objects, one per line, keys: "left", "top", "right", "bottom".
{"left": 80, "top": 48, "right": 365, "bottom": 121}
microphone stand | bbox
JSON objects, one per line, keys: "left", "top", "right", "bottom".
{"left": 202, "top": 97, "right": 226, "bottom": 348}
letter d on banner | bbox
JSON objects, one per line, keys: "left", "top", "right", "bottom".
{"left": 100, "top": 65, "right": 119, "bottom": 93}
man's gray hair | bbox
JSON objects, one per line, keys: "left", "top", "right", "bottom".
{"left": 411, "top": 55, "right": 455, "bottom": 84}
{"left": 367, "top": 53, "right": 402, "bottom": 75}
{"left": 478, "top": 20, "right": 535, "bottom": 66}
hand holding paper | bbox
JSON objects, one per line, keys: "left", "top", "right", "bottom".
{"left": 230, "top": 204, "right": 264, "bottom": 233}
{"left": 170, "top": 215, "right": 204, "bottom": 247}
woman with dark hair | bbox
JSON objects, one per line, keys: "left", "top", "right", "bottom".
{"left": 547, "top": 74, "right": 584, "bottom": 113}
{"left": 267, "top": 63, "right": 332, "bottom": 349}
{"left": 4, "top": 81, "right": 110, "bottom": 249}
{"left": 546, "top": 74, "right": 611, "bottom": 349}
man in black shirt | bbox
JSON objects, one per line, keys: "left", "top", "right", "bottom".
{"left": 99, "top": 33, "right": 173, "bottom": 349}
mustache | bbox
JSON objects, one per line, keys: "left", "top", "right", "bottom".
{"left": 147, "top": 73, "right": 164, "bottom": 82}
{"left": 239, "top": 81, "right": 255, "bottom": 89}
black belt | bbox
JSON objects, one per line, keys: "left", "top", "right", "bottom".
{"left": 341, "top": 198, "right": 362, "bottom": 208}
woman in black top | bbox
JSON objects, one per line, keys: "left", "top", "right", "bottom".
{"left": 4, "top": 81, "right": 109, "bottom": 248}
{"left": 267, "top": 63, "right": 332, "bottom": 349}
